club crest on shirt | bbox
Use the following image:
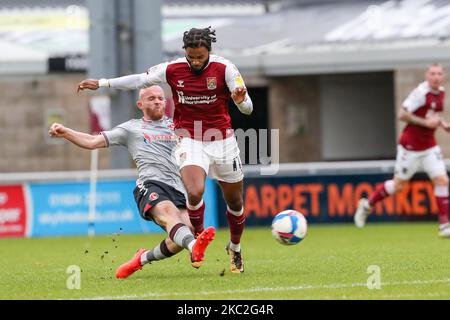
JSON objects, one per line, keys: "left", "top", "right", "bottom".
{"left": 207, "top": 77, "right": 217, "bottom": 90}
{"left": 149, "top": 192, "right": 159, "bottom": 201}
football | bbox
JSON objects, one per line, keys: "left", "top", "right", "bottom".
{"left": 271, "top": 210, "right": 308, "bottom": 245}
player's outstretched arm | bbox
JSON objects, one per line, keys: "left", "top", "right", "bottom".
{"left": 49, "top": 123, "right": 106, "bottom": 150}
{"left": 77, "top": 79, "right": 100, "bottom": 92}
{"left": 77, "top": 74, "right": 159, "bottom": 92}
{"left": 77, "top": 64, "right": 168, "bottom": 92}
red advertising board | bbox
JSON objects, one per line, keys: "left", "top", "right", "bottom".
{"left": 0, "top": 185, "right": 27, "bottom": 238}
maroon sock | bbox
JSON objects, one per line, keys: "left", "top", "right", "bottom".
{"left": 436, "top": 196, "right": 450, "bottom": 225}
{"left": 188, "top": 202, "right": 205, "bottom": 235}
{"left": 226, "top": 210, "right": 246, "bottom": 245}
{"left": 368, "top": 183, "right": 390, "bottom": 207}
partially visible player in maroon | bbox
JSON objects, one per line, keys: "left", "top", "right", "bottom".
{"left": 77, "top": 27, "right": 252, "bottom": 273}
{"left": 355, "top": 64, "right": 450, "bottom": 237}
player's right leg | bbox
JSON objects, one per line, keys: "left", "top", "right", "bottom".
{"left": 355, "top": 145, "right": 416, "bottom": 228}
{"left": 181, "top": 165, "right": 207, "bottom": 236}
{"left": 354, "top": 177, "right": 406, "bottom": 228}
{"left": 175, "top": 137, "right": 210, "bottom": 236}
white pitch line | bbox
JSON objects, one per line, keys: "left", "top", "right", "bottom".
{"left": 297, "top": 292, "right": 450, "bottom": 300}
{"left": 80, "top": 278, "right": 450, "bottom": 300}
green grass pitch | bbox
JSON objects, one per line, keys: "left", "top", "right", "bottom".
{"left": 1, "top": 222, "right": 450, "bottom": 300}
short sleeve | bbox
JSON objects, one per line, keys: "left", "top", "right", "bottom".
{"left": 403, "top": 87, "right": 427, "bottom": 113}
{"left": 101, "top": 123, "right": 129, "bottom": 147}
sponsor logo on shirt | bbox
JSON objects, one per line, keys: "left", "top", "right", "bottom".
{"left": 143, "top": 133, "right": 178, "bottom": 144}
{"left": 177, "top": 80, "right": 185, "bottom": 88}
{"left": 176, "top": 90, "right": 218, "bottom": 105}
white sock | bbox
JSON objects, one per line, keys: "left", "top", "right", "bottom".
{"left": 171, "top": 224, "right": 196, "bottom": 252}
{"left": 229, "top": 242, "right": 241, "bottom": 253}
{"left": 227, "top": 206, "right": 244, "bottom": 217}
{"left": 384, "top": 180, "right": 395, "bottom": 195}
{"left": 140, "top": 250, "right": 150, "bottom": 265}
{"left": 439, "top": 223, "right": 450, "bottom": 230}
{"left": 434, "top": 185, "right": 449, "bottom": 197}
{"left": 188, "top": 241, "right": 195, "bottom": 252}
{"left": 187, "top": 199, "right": 204, "bottom": 211}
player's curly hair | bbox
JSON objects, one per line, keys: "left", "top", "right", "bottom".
{"left": 182, "top": 26, "right": 217, "bottom": 52}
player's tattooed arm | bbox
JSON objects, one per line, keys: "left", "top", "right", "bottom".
{"left": 398, "top": 108, "right": 441, "bottom": 129}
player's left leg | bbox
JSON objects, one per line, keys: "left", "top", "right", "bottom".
{"left": 431, "top": 175, "right": 450, "bottom": 237}
{"left": 116, "top": 204, "right": 215, "bottom": 278}
{"left": 423, "top": 146, "right": 450, "bottom": 237}
{"left": 355, "top": 144, "right": 416, "bottom": 228}
{"left": 218, "top": 179, "right": 245, "bottom": 273}
{"left": 151, "top": 202, "right": 215, "bottom": 268}
{"left": 208, "top": 136, "right": 245, "bottom": 273}
{"left": 139, "top": 208, "right": 199, "bottom": 267}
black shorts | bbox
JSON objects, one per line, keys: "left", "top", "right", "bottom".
{"left": 133, "top": 180, "right": 186, "bottom": 222}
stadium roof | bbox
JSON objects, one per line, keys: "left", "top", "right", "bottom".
{"left": 0, "top": 39, "right": 47, "bottom": 75}
{"left": 1, "top": 0, "right": 450, "bottom": 75}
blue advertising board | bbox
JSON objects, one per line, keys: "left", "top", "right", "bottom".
{"left": 29, "top": 179, "right": 218, "bottom": 237}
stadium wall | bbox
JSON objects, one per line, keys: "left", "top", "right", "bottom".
{"left": 269, "top": 68, "right": 450, "bottom": 163}
{"left": 2, "top": 68, "right": 450, "bottom": 172}
{"left": 0, "top": 74, "right": 111, "bottom": 172}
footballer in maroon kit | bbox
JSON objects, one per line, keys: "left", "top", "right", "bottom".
{"left": 355, "top": 64, "right": 450, "bottom": 237}
{"left": 77, "top": 27, "right": 252, "bottom": 273}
